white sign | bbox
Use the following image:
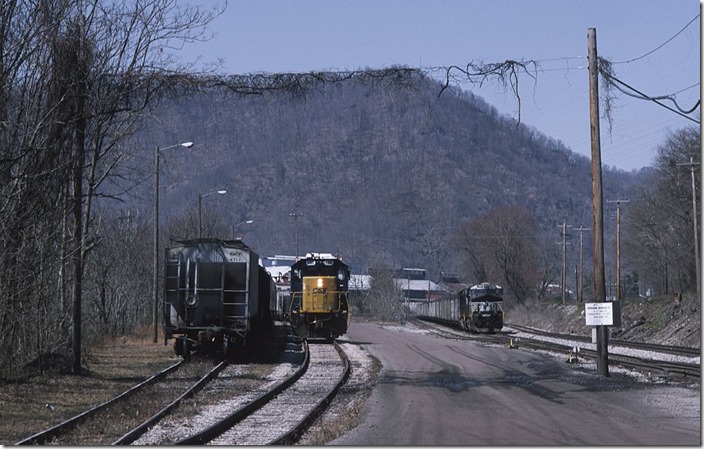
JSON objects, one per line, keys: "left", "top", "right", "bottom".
{"left": 585, "top": 302, "right": 621, "bottom": 326}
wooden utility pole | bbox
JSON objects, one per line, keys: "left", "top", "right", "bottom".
{"left": 588, "top": 27, "right": 609, "bottom": 377}
{"left": 607, "top": 197, "right": 629, "bottom": 300}
{"left": 574, "top": 226, "right": 591, "bottom": 304}
{"left": 558, "top": 222, "right": 572, "bottom": 304}
{"left": 677, "top": 157, "right": 700, "bottom": 297}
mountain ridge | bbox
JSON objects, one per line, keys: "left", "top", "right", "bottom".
{"left": 128, "top": 74, "right": 638, "bottom": 277}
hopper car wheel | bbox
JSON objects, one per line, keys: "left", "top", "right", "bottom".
{"left": 177, "top": 337, "right": 191, "bottom": 360}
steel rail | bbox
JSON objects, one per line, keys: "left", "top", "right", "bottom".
{"left": 172, "top": 340, "right": 311, "bottom": 445}
{"left": 15, "top": 360, "right": 184, "bottom": 445}
{"left": 507, "top": 323, "right": 701, "bottom": 357}
{"left": 112, "top": 360, "right": 229, "bottom": 445}
{"left": 417, "top": 317, "right": 700, "bottom": 381}
{"left": 268, "top": 341, "right": 351, "bottom": 445}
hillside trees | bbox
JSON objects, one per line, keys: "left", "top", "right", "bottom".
{"left": 0, "top": 0, "right": 221, "bottom": 378}
{"left": 452, "top": 206, "right": 539, "bottom": 304}
{"left": 624, "top": 125, "right": 700, "bottom": 295}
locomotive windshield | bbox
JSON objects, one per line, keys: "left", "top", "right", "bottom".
{"left": 468, "top": 282, "right": 503, "bottom": 302}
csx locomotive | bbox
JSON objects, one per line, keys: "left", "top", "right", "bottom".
{"left": 458, "top": 282, "right": 504, "bottom": 333}
{"left": 162, "top": 238, "right": 275, "bottom": 358}
{"left": 288, "top": 253, "right": 350, "bottom": 340}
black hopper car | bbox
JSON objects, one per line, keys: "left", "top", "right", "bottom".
{"left": 458, "top": 282, "right": 504, "bottom": 333}
{"left": 288, "top": 253, "right": 350, "bottom": 340}
{"left": 163, "top": 238, "right": 275, "bottom": 358}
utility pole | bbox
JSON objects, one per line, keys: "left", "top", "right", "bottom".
{"left": 588, "top": 27, "right": 609, "bottom": 377}
{"left": 607, "top": 197, "right": 629, "bottom": 300}
{"left": 677, "top": 157, "right": 700, "bottom": 297}
{"left": 558, "top": 222, "right": 572, "bottom": 304}
{"left": 574, "top": 226, "right": 591, "bottom": 304}
{"left": 290, "top": 212, "right": 303, "bottom": 260}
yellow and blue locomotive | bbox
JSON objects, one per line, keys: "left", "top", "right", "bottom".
{"left": 288, "top": 253, "right": 350, "bottom": 340}
{"left": 458, "top": 282, "right": 504, "bottom": 333}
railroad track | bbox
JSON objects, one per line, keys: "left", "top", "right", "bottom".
{"left": 16, "top": 327, "right": 350, "bottom": 446}
{"left": 415, "top": 317, "right": 700, "bottom": 382}
{"left": 507, "top": 323, "right": 701, "bottom": 358}
{"left": 15, "top": 359, "right": 186, "bottom": 445}
{"left": 201, "top": 341, "right": 351, "bottom": 445}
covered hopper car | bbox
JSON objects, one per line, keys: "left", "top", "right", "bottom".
{"left": 163, "top": 238, "right": 274, "bottom": 357}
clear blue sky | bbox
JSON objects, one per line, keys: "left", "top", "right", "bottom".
{"left": 174, "top": 0, "right": 701, "bottom": 172}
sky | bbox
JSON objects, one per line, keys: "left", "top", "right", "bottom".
{"left": 173, "top": 0, "right": 701, "bottom": 172}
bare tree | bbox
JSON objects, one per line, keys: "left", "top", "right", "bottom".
{"left": 367, "top": 264, "right": 403, "bottom": 322}
{"left": 534, "top": 236, "right": 561, "bottom": 301}
{"left": 624, "top": 126, "right": 700, "bottom": 295}
{"left": 453, "top": 206, "right": 538, "bottom": 304}
{"left": 0, "top": 0, "right": 223, "bottom": 378}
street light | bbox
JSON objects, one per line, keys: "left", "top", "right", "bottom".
{"left": 199, "top": 189, "right": 227, "bottom": 238}
{"left": 232, "top": 219, "right": 254, "bottom": 239}
{"left": 289, "top": 212, "right": 303, "bottom": 259}
{"left": 154, "top": 141, "right": 194, "bottom": 344}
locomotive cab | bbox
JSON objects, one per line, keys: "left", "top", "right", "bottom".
{"left": 289, "top": 253, "right": 350, "bottom": 340}
{"left": 458, "top": 282, "right": 504, "bottom": 333}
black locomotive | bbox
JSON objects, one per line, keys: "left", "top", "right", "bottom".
{"left": 458, "top": 282, "right": 504, "bottom": 333}
{"left": 162, "top": 238, "right": 275, "bottom": 357}
{"left": 288, "top": 253, "right": 350, "bottom": 340}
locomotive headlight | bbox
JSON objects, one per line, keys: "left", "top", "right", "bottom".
{"left": 317, "top": 277, "right": 324, "bottom": 288}
{"left": 185, "top": 294, "right": 198, "bottom": 307}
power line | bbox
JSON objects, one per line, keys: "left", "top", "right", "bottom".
{"left": 601, "top": 71, "right": 700, "bottom": 123}
{"left": 612, "top": 14, "right": 700, "bottom": 65}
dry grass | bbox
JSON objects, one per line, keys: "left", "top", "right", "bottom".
{"left": 1, "top": 333, "right": 178, "bottom": 445}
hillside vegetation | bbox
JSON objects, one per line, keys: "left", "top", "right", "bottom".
{"left": 509, "top": 294, "right": 700, "bottom": 348}
{"left": 132, "top": 75, "right": 636, "bottom": 279}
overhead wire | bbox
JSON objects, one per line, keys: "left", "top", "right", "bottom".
{"left": 601, "top": 71, "right": 700, "bottom": 122}
{"left": 418, "top": 16, "right": 698, "bottom": 169}
{"left": 612, "top": 14, "right": 700, "bottom": 65}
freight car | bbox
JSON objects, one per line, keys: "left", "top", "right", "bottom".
{"left": 289, "top": 253, "right": 350, "bottom": 340}
{"left": 415, "top": 281, "right": 504, "bottom": 333}
{"left": 458, "top": 282, "right": 504, "bottom": 333}
{"left": 163, "top": 238, "right": 275, "bottom": 358}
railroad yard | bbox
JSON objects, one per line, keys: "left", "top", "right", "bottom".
{"left": 1, "top": 295, "right": 700, "bottom": 446}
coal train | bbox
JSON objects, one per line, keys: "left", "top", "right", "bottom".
{"left": 162, "top": 238, "right": 275, "bottom": 358}
{"left": 459, "top": 282, "right": 504, "bottom": 332}
{"left": 416, "top": 282, "right": 504, "bottom": 333}
{"left": 288, "top": 253, "right": 350, "bottom": 340}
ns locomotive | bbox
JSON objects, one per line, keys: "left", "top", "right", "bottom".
{"left": 458, "top": 282, "right": 504, "bottom": 333}
{"left": 288, "top": 253, "right": 350, "bottom": 340}
{"left": 162, "top": 238, "right": 275, "bottom": 358}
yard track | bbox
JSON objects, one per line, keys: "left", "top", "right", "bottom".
{"left": 415, "top": 317, "right": 700, "bottom": 382}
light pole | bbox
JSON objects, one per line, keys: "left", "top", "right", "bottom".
{"left": 231, "top": 219, "right": 254, "bottom": 239}
{"left": 290, "top": 212, "right": 303, "bottom": 259}
{"left": 198, "top": 189, "right": 227, "bottom": 238}
{"left": 154, "top": 141, "right": 193, "bottom": 344}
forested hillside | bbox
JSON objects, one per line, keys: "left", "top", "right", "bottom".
{"left": 130, "top": 74, "right": 635, "bottom": 279}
